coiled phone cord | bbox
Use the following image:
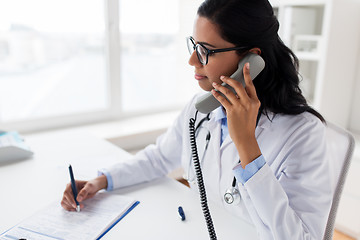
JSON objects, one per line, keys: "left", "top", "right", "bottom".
{"left": 189, "top": 110, "right": 217, "bottom": 240}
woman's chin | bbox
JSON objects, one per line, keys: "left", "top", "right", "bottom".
{"left": 198, "top": 82, "right": 213, "bottom": 92}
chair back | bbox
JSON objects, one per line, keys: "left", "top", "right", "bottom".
{"left": 323, "top": 122, "right": 355, "bottom": 240}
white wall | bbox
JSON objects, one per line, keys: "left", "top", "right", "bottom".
{"left": 314, "top": 0, "right": 360, "bottom": 130}
{"left": 349, "top": 46, "right": 360, "bottom": 134}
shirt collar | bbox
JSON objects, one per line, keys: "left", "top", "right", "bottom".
{"left": 213, "top": 106, "right": 226, "bottom": 122}
{"left": 207, "top": 107, "right": 274, "bottom": 130}
{"left": 211, "top": 107, "right": 273, "bottom": 129}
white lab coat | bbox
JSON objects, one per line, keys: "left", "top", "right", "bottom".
{"left": 105, "top": 93, "right": 332, "bottom": 240}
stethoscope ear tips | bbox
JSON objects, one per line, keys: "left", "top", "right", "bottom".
{"left": 224, "top": 187, "right": 241, "bottom": 204}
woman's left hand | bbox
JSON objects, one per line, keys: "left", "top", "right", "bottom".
{"left": 211, "top": 62, "right": 261, "bottom": 167}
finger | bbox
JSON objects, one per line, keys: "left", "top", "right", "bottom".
{"left": 70, "top": 180, "right": 87, "bottom": 202}
{"left": 219, "top": 75, "right": 248, "bottom": 103}
{"left": 211, "top": 87, "right": 232, "bottom": 110}
{"left": 61, "top": 198, "right": 76, "bottom": 211}
{"left": 243, "top": 62, "right": 258, "bottom": 99}
{"left": 63, "top": 183, "right": 77, "bottom": 208}
{"left": 64, "top": 192, "right": 78, "bottom": 209}
{"left": 79, "top": 203, "right": 85, "bottom": 210}
{"left": 212, "top": 81, "right": 239, "bottom": 105}
{"left": 61, "top": 191, "right": 77, "bottom": 211}
{"left": 77, "top": 187, "right": 89, "bottom": 202}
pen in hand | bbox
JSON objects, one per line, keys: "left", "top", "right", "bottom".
{"left": 68, "top": 164, "right": 81, "bottom": 212}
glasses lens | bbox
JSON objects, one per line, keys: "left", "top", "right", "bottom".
{"left": 196, "top": 44, "right": 207, "bottom": 65}
{"left": 186, "top": 38, "right": 195, "bottom": 55}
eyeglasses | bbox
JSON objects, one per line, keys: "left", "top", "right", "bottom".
{"left": 186, "top": 36, "right": 248, "bottom": 65}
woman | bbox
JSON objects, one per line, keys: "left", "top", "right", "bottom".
{"left": 61, "top": 0, "right": 332, "bottom": 239}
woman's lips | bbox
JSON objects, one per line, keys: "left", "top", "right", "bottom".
{"left": 194, "top": 74, "right": 207, "bottom": 80}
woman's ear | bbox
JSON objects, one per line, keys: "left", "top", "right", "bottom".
{"left": 249, "top": 48, "right": 261, "bottom": 55}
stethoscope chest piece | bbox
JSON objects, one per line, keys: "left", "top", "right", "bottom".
{"left": 224, "top": 187, "right": 240, "bottom": 204}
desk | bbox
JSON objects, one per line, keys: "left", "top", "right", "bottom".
{"left": 0, "top": 130, "right": 258, "bottom": 239}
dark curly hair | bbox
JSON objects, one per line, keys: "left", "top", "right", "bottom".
{"left": 198, "top": 0, "right": 325, "bottom": 122}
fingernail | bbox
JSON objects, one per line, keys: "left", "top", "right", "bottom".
{"left": 212, "top": 82, "right": 217, "bottom": 86}
{"left": 77, "top": 196, "right": 82, "bottom": 202}
{"left": 246, "top": 63, "right": 250, "bottom": 70}
{"left": 220, "top": 76, "right": 225, "bottom": 80}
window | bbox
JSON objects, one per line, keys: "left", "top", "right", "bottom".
{"left": 0, "top": 0, "right": 200, "bottom": 132}
{"left": 119, "top": 0, "right": 200, "bottom": 113}
{"left": 0, "top": 0, "right": 107, "bottom": 123}
{"left": 120, "top": 0, "right": 179, "bottom": 112}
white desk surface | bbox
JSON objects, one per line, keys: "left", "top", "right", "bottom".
{"left": 0, "top": 130, "right": 258, "bottom": 240}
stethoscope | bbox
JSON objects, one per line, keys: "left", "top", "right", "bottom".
{"left": 185, "top": 113, "right": 241, "bottom": 205}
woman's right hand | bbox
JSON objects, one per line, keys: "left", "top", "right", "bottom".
{"left": 61, "top": 174, "right": 108, "bottom": 211}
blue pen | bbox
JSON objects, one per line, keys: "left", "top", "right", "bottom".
{"left": 68, "top": 165, "right": 80, "bottom": 212}
{"left": 178, "top": 206, "right": 185, "bottom": 221}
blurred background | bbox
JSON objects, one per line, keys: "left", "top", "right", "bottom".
{"left": 0, "top": 0, "right": 198, "bottom": 130}
{"left": 0, "top": 0, "right": 359, "bottom": 239}
{"left": 0, "top": 0, "right": 359, "bottom": 133}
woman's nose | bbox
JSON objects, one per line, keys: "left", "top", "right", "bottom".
{"left": 188, "top": 50, "right": 202, "bottom": 67}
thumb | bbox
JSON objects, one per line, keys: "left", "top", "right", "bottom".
{"left": 77, "top": 188, "right": 87, "bottom": 202}
{"left": 77, "top": 183, "right": 94, "bottom": 202}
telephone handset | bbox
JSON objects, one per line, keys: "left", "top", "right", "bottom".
{"left": 195, "top": 53, "right": 265, "bottom": 114}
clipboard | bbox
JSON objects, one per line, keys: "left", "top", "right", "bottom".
{"left": 0, "top": 193, "right": 139, "bottom": 240}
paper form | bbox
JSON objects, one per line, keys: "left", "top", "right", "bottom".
{"left": 0, "top": 193, "right": 138, "bottom": 240}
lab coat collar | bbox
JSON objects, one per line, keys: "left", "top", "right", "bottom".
{"left": 257, "top": 111, "right": 274, "bottom": 130}
{"left": 213, "top": 106, "right": 226, "bottom": 122}
{"left": 207, "top": 107, "right": 222, "bottom": 130}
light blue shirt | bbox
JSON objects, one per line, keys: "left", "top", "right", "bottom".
{"left": 213, "top": 107, "right": 228, "bottom": 145}
{"left": 98, "top": 169, "right": 114, "bottom": 191}
{"left": 233, "top": 155, "right": 265, "bottom": 184}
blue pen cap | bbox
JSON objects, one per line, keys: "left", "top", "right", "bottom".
{"left": 178, "top": 206, "right": 185, "bottom": 221}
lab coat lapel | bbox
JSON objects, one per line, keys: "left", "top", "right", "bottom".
{"left": 203, "top": 115, "right": 222, "bottom": 199}
{"left": 220, "top": 135, "right": 233, "bottom": 150}
{"left": 206, "top": 113, "right": 217, "bottom": 131}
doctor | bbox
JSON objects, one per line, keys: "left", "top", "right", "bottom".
{"left": 61, "top": 0, "right": 332, "bottom": 239}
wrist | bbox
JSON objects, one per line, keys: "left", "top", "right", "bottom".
{"left": 235, "top": 137, "right": 261, "bottom": 168}
{"left": 95, "top": 174, "right": 108, "bottom": 190}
